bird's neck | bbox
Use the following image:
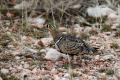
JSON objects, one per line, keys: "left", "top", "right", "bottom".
{"left": 49, "top": 29, "right": 60, "bottom": 41}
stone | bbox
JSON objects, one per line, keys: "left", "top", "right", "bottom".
{"left": 1, "top": 68, "right": 9, "bottom": 74}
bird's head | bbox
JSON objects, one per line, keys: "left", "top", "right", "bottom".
{"left": 45, "top": 24, "right": 57, "bottom": 31}
{"left": 45, "top": 24, "right": 60, "bottom": 41}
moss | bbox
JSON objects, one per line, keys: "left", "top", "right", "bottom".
{"left": 0, "top": 72, "right": 19, "bottom": 80}
{"left": 7, "top": 76, "right": 20, "bottom": 80}
{"left": 101, "top": 24, "right": 112, "bottom": 32}
{"left": 0, "top": 4, "right": 7, "bottom": 11}
{"left": 0, "top": 33, "right": 12, "bottom": 48}
{"left": 98, "top": 68, "right": 114, "bottom": 75}
{"left": 115, "top": 30, "right": 120, "bottom": 37}
{"left": 106, "top": 69, "right": 114, "bottom": 75}
{"left": 62, "top": 63, "right": 69, "bottom": 69}
{"left": 71, "top": 71, "right": 79, "bottom": 77}
{"left": 110, "top": 43, "right": 119, "bottom": 49}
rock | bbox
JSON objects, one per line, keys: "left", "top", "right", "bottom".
{"left": 15, "top": 56, "right": 20, "bottom": 60}
{"left": 99, "top": 73, "right": 106, "bottom": 80}
{"left": 63, "top": 73, "right": 70, "bottom": 78}
{"left": 23, "top": 47, "right": 38, "bottom": 54}
{"left": 58, "top": 27, "right": 67, "bottom": 32}
{"left": 104, "top": 32, "right": 112, "bottom": 36}
{"left": 40, "top": 38, "right": 53, "bottom": 47}
{"left": 114, "top": 61, "right": 120, "bottom": 69}
{"left": 72, "top": 4, "right": 81, "bottom": 9}
{"left": 44, "top": 48, "right": 62, "bottom": 61}
{"left": 31, "top": 67, "right": 39, "bottom": 74}
{"left": 106, "top": 12, "right": 120, "bottom": 29}
{"left": 0, "top": 77, "right": 2, "bottom": 80}
{"left": 88, "top": 76, "right": 98, "bottom": 80}
{"left": 1, "top": 68, "right": 9, "bottom": 74}
{"left": 51, "top": 68, "right": 57, "bottom": 74}
{"left": 74, "top": 77, "right": 80, "bottom": 80}
{"left": 16, "top": 65, "right": 23, "bottom": 71}
{"left": 106, "top": 75, "right": 117, "bottom": 80}
{"left": 108, "top": 13, "right": 118, "bottom": 21}
{"left": 9, "top": 67, "right": 18, "bottom": 73}
{"left": 60, "top": 77, "right": 69, "bottom": 80}
{"left": 21, "top": 61, "right": 25, "bottom": 64}
{"left": 14, "top": 1, "right": 33, "bottom": 9}
{"left": 87, "top": 5, "right": 115, "bottom": 17}
{"left": 115, "top": 68, "right": 120, "bottom": 78}
{"left": 28, "top": 17, "right": 46, "bottom": 28}
{"left": 95, "top": 55, "right": 100, "bottom": 60}
{"left": 23, "top": 63, "right": 30, "bottom": 69}
{"left": 40, "top": 48, "right": 47, "bottom": 53}
{"left": 41, "top": 75, "right": 51, "bottom": 80}
{"left": 111, "top": 25, "right": 117, "bottom": 30}
{"left": 101, "top": 54, "right": 114, "bottom": 60}
{"left": 54, "top": 75, "right": 61, "bottom": 80}
{"left": 84, "top": 27, "right": 92, "bottom": 34}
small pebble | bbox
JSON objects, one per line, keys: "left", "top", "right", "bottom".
{"left": 1, "top": 68, "right": 9, "bottom": 74}
{"left": 0, "top": 77, "right": 3, "bottom": 80}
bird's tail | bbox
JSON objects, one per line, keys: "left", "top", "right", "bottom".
{"left": 83, "top": 44, "right": 99, "bottom": 55}
{"left": 90, "top": 47, "right": 99, "bottom": 53}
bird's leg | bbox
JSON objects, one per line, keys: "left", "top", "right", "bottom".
{"left": 66, "top": 54, "right": 74, "bottom": 80}
{"left": 67, "top": 54, "right": 71, "bottom": 64}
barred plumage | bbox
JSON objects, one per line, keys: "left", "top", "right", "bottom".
{"left": 55, "top": 35, "right": 97, "bottom": 55}
{"left": 46, "top": 25, "right": 97, "bottom": 55}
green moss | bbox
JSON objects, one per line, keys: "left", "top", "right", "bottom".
{"left": 101, "top": 24, "right": 112, "bottom": 32}
{"left": 0, "top": 33, "right": 12, "bottom": 48}
{"left": 0, "top": 72, "right": 19, "bottom": 80}
{"left": 62, "top": 63, "right": 69, "bottom": 69}
{"left": 71, "top": 71, "right": 78, "bottom": 77}
{"left": 115, "top": 30, "right": 120, "bottom": 37}
{"left": 7, "top": 76, "right": 19, "bottom": 80}
{"left": 98, "top": 68, "right": 114, "bottom": 75}
{"left": 0, "top": 5, "right": 6, "bottom": 10}
{"left": 106, "top": 69, "right": 114, "bottom": 75}
{"left": 110, "top": 43, "right": 119, "bottom": 49}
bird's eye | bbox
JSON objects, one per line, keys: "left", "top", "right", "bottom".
{"left": 46, "top": 24, "right": 49, "bottom": 28}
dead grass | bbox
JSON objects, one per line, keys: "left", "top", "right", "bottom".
{"left": 0, "top": 0, "right": 120, "bottom": 80}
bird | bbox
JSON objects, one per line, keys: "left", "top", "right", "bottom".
{"left": 46, "top": 24, "right": 98, "bottom": 57}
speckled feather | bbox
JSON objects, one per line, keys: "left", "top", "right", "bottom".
{"left": 55, "top": 34, "right": 96, "bottom": 55}
{"left": 46, "top": 24, "right": 97, "bottom": 55}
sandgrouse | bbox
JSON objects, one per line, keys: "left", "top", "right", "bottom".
{"left": 46, "top": 25, "right": 97, "bottom": 56}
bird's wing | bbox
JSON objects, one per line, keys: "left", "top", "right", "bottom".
{"left": 66, "top": 35, "right": 85, "bottom": 43}
{"left": 64, "top": 35, "right": 94, "bottom": 54}
{"left": 59, "top": 39, "right": 84, "bottom": 55}
{"left": 55, "top": 35, "right": 96, "bottom": 55}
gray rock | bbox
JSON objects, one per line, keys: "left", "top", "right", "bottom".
{"left": 88, "top": 76, "right": 98, "bottom": 80}
{"left": 101, "top": 54, "right": 114, "bottom": 60}
{"left": 1, "top": 68, "right": 9, "bottom": 74}
{"left": 0, "top": 77, "right": 3, "bottom": 80}
{"left": 115, "top": 68, "right": 120, "bottom": 78}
